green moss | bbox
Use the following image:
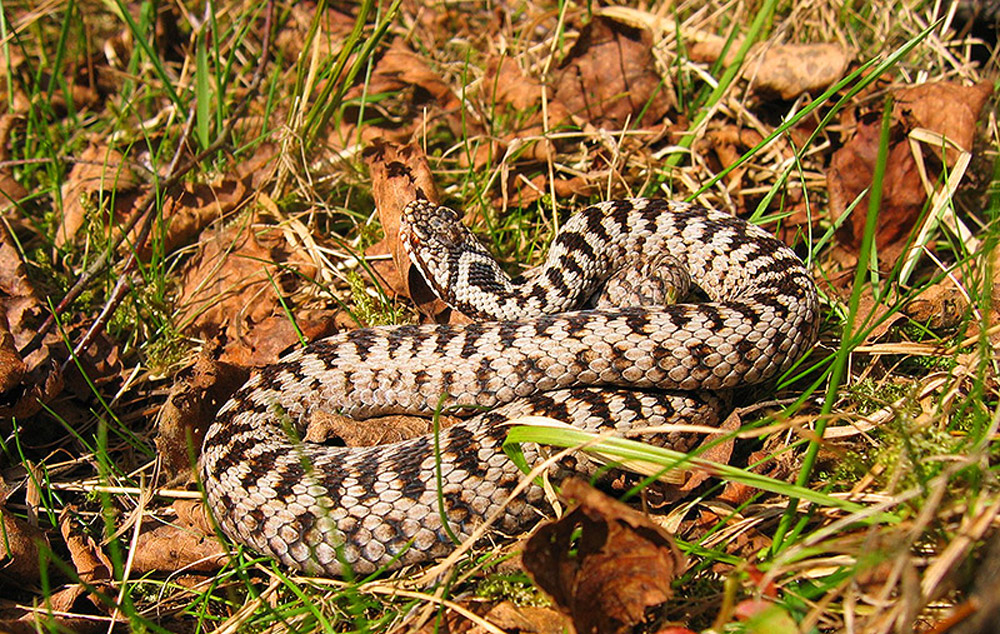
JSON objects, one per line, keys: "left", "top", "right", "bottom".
{"left": 347, "top": 269, "right": 399, "bottom": 327}
{"left": 847, "top": 379, "right": 913, "bottom": 416}
{"left": 355, "top": 222, "right": 384, "bottom": 252}
{"left": 476, "top": 573, "right": 549, "bottom": 607}
{"left": 829, "top": 450, "right": 872, "bottom": 485}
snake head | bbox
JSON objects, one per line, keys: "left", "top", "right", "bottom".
{"left": 399, "top": 199, "right": 511, "bottom": 313}
{"left": 399, "top": 200, "right": 471, "bottom": 303}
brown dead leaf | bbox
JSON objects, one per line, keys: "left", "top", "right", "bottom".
{"left": 0, "top": 167, "right": 27, "bottom": 211}
{"left": 706, "top": 125, "right": 765, "bottom": 171}
{"left": 62, "top": 332, "right": 123, "bottom": 403}
{"left": 413, "top": 600, "right": 571, "bottom": 634}
{"left": 894, "top": 81, "right": 993, "bottom": 163}
{"left": 130, "top": 501, "right": 226, "bottom": 574}
{"left": 721, "top": 441, "right": 794, "bottom": 509}
{"left": 223, "top": 310, "right": 338, "bottom": 367}
{"left": 750, "top": 43, "right": 850, "bottom": 100}
{"left": 524, "top": 479, "right": 686, "bottom": 634}
{"left": 826, "top": 113, "right": 924, "bottom": 257}
{"left": 824, "top": 272, "right": 968, "bottom": 346}
{"left": 553, "top": 16, "right": 673, "bottom": 130}
{"left": 0, "top": 48, "right": 30, "bottom": 114}
{"left": 689, "top": 36, "right": 849, "bottom": 100}
{"left": 769, "top": 198, "right": 821, "bottom": 249}
{"left": 274, "top": 4, "right": 358, "bottom": 61}
{"left": 304, "top": 410, "right": 444, "bottom": 445}
{"left": 57, "top": 507, "right": 114, "bottom": 613}
{"left": 364, "top": 141, "right": 452, "bottom": 321}
{"left": 687, "top": 506, "right": 771, "bottom": 568}
{"left": 472, "top": 56, "right": 574, "bottom": 167}
{"left": 0, "top": 311, "right": 25, "bottom": 395}
{"left": 0, "top": 506, "right": 49, "bottom": 586}
{"left": 0, "top": 115, "right": 27, "bottom": 211}
{"left": 175, "top": 210, "right": 324, "bottom": 362}
{"left": 131, "top": 178, "right": 248, "bottom": 259}
{"left": 0, "top": 611, "right": 102, "bottom": 634}
{"left": 56, "top": 143, "right": 141, "bottom": 247}
{"left": 497, "top": 172, "right": 602, "bottom": 209}
{"left": 827, "top": 81, "right": 992, "bottom": 261}
{"left": 676, "top": 407, "right": 741, "bottom": 494}
{"left": 176, "top": 215, "right": 277, "bottom": 333}
{"left": 157, "top": 343, "right": 250, "bottom": 479}
{"left": 478, "top": 602, "right": 573, "bottom": 634}
{"left": 351, "top": 39, "right": 461, "bottom": 115}
{"left": 902, "top": 280, "right": 967, "bottom": 331}
{"left": 0, "top": 227, "right": 63, "bottom": 419}
{"left": 60, "top": 510, "right": 113, "bottom": 584}
{"left": 337, "top": 38, "right": 469, "bottom": 153}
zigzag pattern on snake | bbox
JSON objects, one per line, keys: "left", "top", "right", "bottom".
{"left": 199, "top": 198, "right": 820, "bottom": 576}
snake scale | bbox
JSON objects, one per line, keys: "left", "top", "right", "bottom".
{"left": 200, "top": 198, "right": 820, "bottom": 576}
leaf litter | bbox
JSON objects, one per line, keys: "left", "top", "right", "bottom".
{"left": 0, "top": 1, "right": 996, "bottom": 632}
{"left": 524, "top": 479, "right": 686, "bottom": 634}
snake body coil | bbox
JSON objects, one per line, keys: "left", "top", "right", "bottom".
{"left": 200, "top": 198, "right": 819, "bottom": 575}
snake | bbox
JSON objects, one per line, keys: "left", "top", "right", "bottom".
{"left": 199, "top": 197, "right": 820, "bottom": 576}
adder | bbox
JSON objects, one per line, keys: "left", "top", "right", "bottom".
{"left": 200, "top": 197, "right": 820, "bottom": 576}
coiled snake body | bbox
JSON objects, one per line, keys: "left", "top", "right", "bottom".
{"left": 200, "top": 198, "right": 819, "bottom": 575}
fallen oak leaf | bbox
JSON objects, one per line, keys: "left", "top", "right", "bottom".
{"left": 523, "top": 478, "right": 686, "bottom": 634}
{"left": 130, "top": 500, "right": 227, "bottom": 575}
{"left": 57, "top": 507, "right": 114, "bottom": 614}
{"left": 303, "top": 409, "right": 455, "bottom": 446}
{"left": 894, "top": 81, "right": 993, "bottom": 164}
{"left": 748, "top": 43, "right": 850, "bottom": 100}
{"left": 56, "top": 142, "right": 141, "bottom": 247}
{"left": 473, "top": 55, "right": 574, "bottom": 167}
{"left": 0, "top": 115, "right": 28, "bottom": 212}
{"left": 0, "top": 506, "right": 49, "bottom": 587}
{"left": 0, "top": 227, "right": 63, "bottom": 419}
{"left": 478, "top": 601, "right": 573, "bottom": 634}
{"left": 348, "top": 39, "right": 462, "bottom": 115}
{"left": 221, "top": 310, "right": 338, "bottom": 367}
{"left": 686, "top": 31, "right": 849, "bottom": 100}
{"left": 553, "top": 15, "right": 673, "bottom": 130}
{"left": 274, "top": 4, "right": 360, "bottom": 64}
{"left": 827, "top": 81, "right": 992, "bottom": 262}
{"left": 128, "top": 177, "right": 248, "bottom": 260}
{"left": 826, "top": 112, "right": 924, "bottom": 257}
{"left": 364, "top": 141, "right": 453, "bottom": 322}
{"left": 0, "top": 311, "right": 25, "bottom": 394}
{"left": 175, "top": 214, "right": 278, "bottom": 335}
{"left": 156, "top": 342, "right": 250, "bottom": 479}
{"left": 175, "top": 210, "right": 320, "bottom": 360}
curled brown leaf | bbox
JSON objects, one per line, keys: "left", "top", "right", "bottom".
{"left": 0, "top": 507, "right": 49, "bottom": 586}
{"left": 524, "top": 479, "right": 686, "bottom": 634}
{"left": 553, "top": 16, "right": 673, "bottom": 130}
{"left": 56, "top": 143, "right": 141, "bottom": 247}
{"left": 365, "top": 141, "right": 453, "bottom": 322}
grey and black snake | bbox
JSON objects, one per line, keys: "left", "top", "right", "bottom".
{"left": 200, "top": 197, "right": 820, "bottom": 575}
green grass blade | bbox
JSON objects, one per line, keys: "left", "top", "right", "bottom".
{"left": 771, "top": 95, "right": 897, "bottom": 553}
{"left": 504, "top": 425, "right": 883, "bottom": 516}
{"left": 196, "top": 28, "right": 212, "bottom": 149}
